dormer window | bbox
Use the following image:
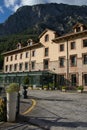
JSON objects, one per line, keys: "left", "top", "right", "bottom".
{"left": 27, "top": 39, "right": 33, "bottom": 46}
{"left": 73, "top": 23, "right": 87, "bottom": 33}
{"left": 76, "top": 27, "right": 80, "bottom": 32}
{"left": 17, "top": 43, "right": 21, "bottom": 49}
{"left": 45, "top": 34, "right": 49, "bottom": 42}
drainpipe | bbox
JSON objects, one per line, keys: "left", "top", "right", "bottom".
{"left": 29, "top": 47, "right": 31, "bottom": 72}
{"left": 66, "top": 39, "right": 69, "bottom": 86}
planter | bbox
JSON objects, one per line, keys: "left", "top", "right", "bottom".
{"left": 43, "top": 88, "right": 48, "bottom": 90}
{"left": 7, "top": 92, "right": 18, "bottom": 122}
{"left": 77, "top": 86, "right": 84, "bottom": 93}
{"left": 62, "top": 89, "right": 66, "bottom": 92}
{"left": 77, "top": 89, "right": 83, "bottom": 93}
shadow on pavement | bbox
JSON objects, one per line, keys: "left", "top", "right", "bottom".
{"left": 17, "top": 114, "right": 87, "bottom": 130}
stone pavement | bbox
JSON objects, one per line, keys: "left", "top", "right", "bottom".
{"left": 0, "top": 97, "right": 43, "bottom": 130}
{"left": 0, "top": 90, "right": 87, "bottom": 130}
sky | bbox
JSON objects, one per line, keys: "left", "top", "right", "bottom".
{"left": 0, "top": 0, "right": 87, "bottom": 23}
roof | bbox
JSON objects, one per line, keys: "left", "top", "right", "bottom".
{"left": 53, "top": 29, "right": 87, "bottom": 43}
{"left": 39, "top": 28, "right": 57, "bottom": 39}
{"left": 73, "top": 22, "right": 86, "bottom": 29}
{"left": 2, "top": 42, "right": 43, "bottom": 56}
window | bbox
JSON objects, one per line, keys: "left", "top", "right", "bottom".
{"left": 71, "top": 42, "right": 76, "bottom": 49}
{"left": 70, "top": 55, "right": 77, "bottom": 66}
{"left": 83, "top": 54, "right": 87, "bottom": 64}
{"left": 5, "top": 65, "right": 8, "bottom": 72}
{"left": 58, "top": 75, "right": 65, "bottom": 86}
{"left": 14, "top": 64, "right": 17, "bottom": 71}
{"left": 9, "top": 65, "right": 12, "bottom": 71}
{"left": 19, "top": 63, "right": 23, "bottom": 71}
{"left": 25, "top": 62, "right": 28, "bottom": 70}
{"left": 15, "top": 55, "right": 17, "bottom": 60}
{"left": 45, "top": 34, "right": 49, "bottom": 42}
{"left": 83, "top": 39, "right": 87, "bottom": 47}
{"left": 6, "top": 57, "right": 8, "bottom": 62}
{"left": 71, "top": 74, "right": 77, "bottom": 86}
{"left": 31, "top": 61, "right": 35, "bottom": 70}
{"left": 26, "top": 52, "right": 29, "bottom": 58}
{"left": 10, "top": 56, "right": 13, "bottom": 61}
{"left": 45, "top": 48, "right": 49, "bottom": 57}
{"left": 83, "top": 74, "right": 87, "bottom": 86}
{"left": 20, "top": 53, "right": 23, "bottom": 59}
{"left": 59, "top": 57, "right": 65, "bottom": 67}
{"left": 60, "top": 44, "right": 64, "bottom": 51}
{"left": 44, "top": 59, "right": 49, "bottom": 69}
{"left": 32, "top": 50, "right": 35, "bottom": 57}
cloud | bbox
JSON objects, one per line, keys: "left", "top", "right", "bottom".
{"left": 0, "top": 6, "right": 4, "bottom": 13}
{"left": 4, "top": 0, "right": 20, "bottom": 11}
{"left": 20, "top": 0, "right": 48, "bottom": 6}
{"left": 4, "top": 0, "right": 87, "bottom": 12}
{"left": 4, "top": 0, "right": 17, "bottom": 7}
{"left": 49, "top": 0, "right": 87, "bottom": 5}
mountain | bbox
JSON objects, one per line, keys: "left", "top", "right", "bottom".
{"left": 0, "top": 3, "right": 87, "bottom": 36}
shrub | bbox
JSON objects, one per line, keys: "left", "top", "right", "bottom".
{"left": 6, "top": 83, "right": 19, "bottom": 93}
{"left": 77, "top": 86, "right": 84, "bottom": 91}
{"left": 62, "top": 86, "right": 67, "bottom": 90}
{"left": 49, "top": 83, "right": 54, "bottom": 90}
{"left": 43, "top": 85, "right": 48, "bottom": 90}
{"left": 0, "top": 98, "right": 6, "bottom": 121}
{"left": 23, "top": 76, "right": 29, "bottom": 85}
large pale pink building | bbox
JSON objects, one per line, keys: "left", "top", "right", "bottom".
{"left": 0, "top": 23, "right": 87, "bottom": 90}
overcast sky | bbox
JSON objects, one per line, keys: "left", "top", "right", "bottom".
{"left": 0, "top": 0, "right": 87, "bottom": 23}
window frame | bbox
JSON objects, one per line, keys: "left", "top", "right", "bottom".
{"left": 43, "top": 59, "right": 49, "bottom": 70}
{"left": 32, "top": 50, "right": 35, "bottom": 57}
{"left": 45, "top": 34, "right": 49, "bottom": 42}
{"left": 20, "top": 53, "right": 23, "bottom": 59}
{"left": 10, "top": 56, "right": 13, "bottom": 61}
{"left": 25, "top": 52, "right": 29, "bottom": 58}
{"left": 15, "top": 55, "right": 17, "bottom": 60}
{"left": 44, "top": 47, "right": 49, "bottom": 57}
{"left": 9, "top": 64, "right": 12, "bottom": 71}
{"left": 70, "top": 42, "right": 76, "bottom": 50}
{"left": 83, "top": 39, "right": 87, "bottom": 47}
{"left": 60, "top": 44, "right": 64, "bottom": 52}
{"left": 59, "top": 57, "right": 65, "bottom": 67}
{"left": 25, "top": 62, "right": 29, "bottom": 70}
{"left": 82, "top": 53, "right": 87, "bottom": 65}
{"left": 14, "top": 64, "right": 17, "bottom": 71}
{"left": 19, "top": 63, "right": 23, "bottom": 71}
{"left": 70, "top": 55, "right": 77, "bottom": 67}
{"left": 31, "top": 61, "right": 36, "bottom": 70}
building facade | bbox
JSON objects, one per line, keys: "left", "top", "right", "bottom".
{"left": 0, "top": 23, "right": 87, "bottom": 90}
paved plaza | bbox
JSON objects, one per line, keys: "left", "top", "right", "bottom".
{"left": 0, "top": 90, "right": 87, "bottom": 130}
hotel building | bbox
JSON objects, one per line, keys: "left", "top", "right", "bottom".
{"left": 0, "top": 23, "right": 87, "bottom": 90}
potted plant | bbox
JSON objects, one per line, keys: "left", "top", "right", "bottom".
{"left": 6, "top": 83, "right": 19, "bottom": 122}
{"left": 77, "top": 86, "right": 84, "bottom": 93}
{"left": 43, "top": 85, "right": 48, "bottom": 90}
{"left": 62, "top": 86, "right": 67, "bottom": 92}
{"left": 23, "top": 76, "right": 29, "bottom": 98}
{"left": 49, "top": 83, "right": 54, "bottom": 90}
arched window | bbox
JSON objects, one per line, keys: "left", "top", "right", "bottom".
{"left": 45, "top": 34, "right": 49, "bottom": 42}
